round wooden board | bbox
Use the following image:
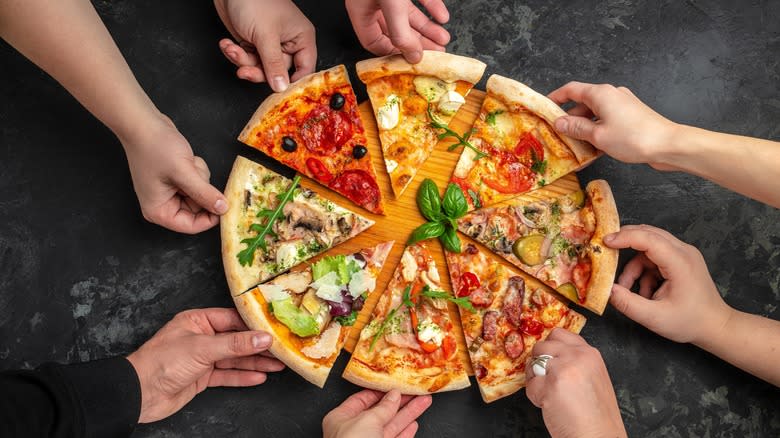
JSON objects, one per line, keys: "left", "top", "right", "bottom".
{"left": 295, "top": 89, "right": 582, "bottom": 376}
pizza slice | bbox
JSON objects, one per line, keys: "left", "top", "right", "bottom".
{"left": 343, "top": 243, "right": 471, "bottom": 394}
{"left": 233, "top": 242, "right": 394, "bottom": 387}
{"left": 445, "top": 243, "right": 586, "bottom": 403}
{"left": 458, "top": 180, "right": 619, "bottom": 315}
{"left": 356, "top": 51, "right": 486, "bottom": 198}
{"left": 450, "top": 74, "right": 600, "bottom": 210}
{"left": 238, "top": 65, "right": 384, "bottom": 214}
{"left": 221, "top": 156, "right": 374, "bottom": 296}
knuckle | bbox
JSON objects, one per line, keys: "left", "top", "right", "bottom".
{"left": 229, "top": 334, "right": 247, "bottom": 354}
{"left": 390, "top": 33, "right": 415, "bottom": 48}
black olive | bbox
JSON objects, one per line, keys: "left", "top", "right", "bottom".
{"left": 352, "top": 144, "right": 367, "bottom": 159}
{"left": 330, "top": 93, "right": 345, "bottom": 110}
{"left": 281, "top": 136, "right": 297, "bottom": 152}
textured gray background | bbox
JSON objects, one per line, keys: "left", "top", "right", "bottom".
{"left": 1, "top": 0, "right": 779, "bottom": 436}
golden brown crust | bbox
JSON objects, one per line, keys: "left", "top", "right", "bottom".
{"left": 221, "top": 156, "right": 261, "bottom": 296}
{"left": 486, "top": 74, "right": 599, "bottom": 165}
{"left": 584, "top": 180, "right": 620, "bottom": 315}
{"left": 342, "top": 359, "right": 471, "bottom": 395}
{"left": 356, "top": 51, "right": 486, "bottom": 84}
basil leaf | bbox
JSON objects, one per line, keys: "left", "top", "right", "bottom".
{"left": 407, "top": 221, "right": 445, "bottom": 245}
{"left": 467, "top": 189, "right": 482, "bottom": 209}
{"left": 442, "top": 183, "right": 468, "bottom": 219}
{"left": 440, "top": 226, "right": 461, "bottom": 253}
{"left": 417, "top": 178, "right": 442, "bottom": 221}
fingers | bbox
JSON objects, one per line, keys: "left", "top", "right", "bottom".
{"left": 408, "top": 7, "right": 450, "bottom": 48}
{"left": 553, "top": 116, "right": 600, "bottom": 143}
{"left": 638, "top": 270, "right": 661, "bottom": 299}
{"left": 215, "top": 355, "right": 285, "bottom": 372}
{"left": 156, "top": 198, "right": 220, "bottom": 234}
{"left": 419, "top": 0, "right": 449, "bottom": 24}
{"left": 208, "top": 369, "right": 267, "bottom": 387}
{"left": 199, "top": 308, "right": 248, "bottom": 332}
{"left": 603, "top": 227, "right": 683, "bottom": 272}
{"left": 367, "top": 389, "right": 403, "bottom": 425}
{"left": 609, "top": 283, "right": 664, "bottom": 327}
{"left": 254, "top": 33, "right": 291, "bottom": 92}
{"left": 333, "top": 390, "right": 385, "bottom": 417}
{"left": 617, "top": 253, "right": 656, "bottom": 289}
{"left": 171, "top": 158, "right": 227, "bottom": 215}
{"left": 220, "top": 38, "right": 261, "bottom": 68}
{"left": 525, "top": 374, "right": 546, "bottom": 407}
{"left": 382, "top": 1, "right": 425, "bottom": 63}
{"left": 397, "top": 421, "right": 419, "bottom": 438}
{"left": 288, "top": 32, "right": 317, "bottom": 82}
{"left": 200, "top": 331, "right": 273, "bottom": 363}
{"left": 566, "top": 103, "right": 595, "bottom": 119}
{"left": 384, "top": 395, "right": 432, "bottom": 436}
{"left": 545, "top": 327, "right": 586, "bottom": 345}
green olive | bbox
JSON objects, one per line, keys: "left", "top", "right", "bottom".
{"left": 566, "top": 190, "right": 586, "bottom": 208}
{"left": 512, "top": 235, "right": 546, "bottom": 266}
{"left": 556, "top": 283, "right": 579, "bottom": 303}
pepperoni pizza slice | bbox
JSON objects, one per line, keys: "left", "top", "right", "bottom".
{"left": 450, "top": 75, "right": 600, "bottom": 210}
{"left": 238, "top": 65, "right": 384, "bottom": 214}
{"left": 445, "top": 243, "right": 586, "bottom": 403}
{"left": 356, "top": 51, "right": 486, "bottom": 198}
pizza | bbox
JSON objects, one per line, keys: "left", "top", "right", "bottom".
{"left": 238, "top": 65, "right": 384, "bottom": 214}
{"left": 343, "top": 243, "right": 470, "bottom": 394}
{"left": 356, "top": 51, "right": 486, "bottom": 197}
{"left": 445, "top": 242, "right": 586, "bottom": 402}
{"left": 450, "top": 74, "right": 600, "bottom": 210}
{"left": 233, "top": 242, "right": 394, "bottom": 387}
{"left": 221, "top": 156, "right": 374, "bottom": 296}
{"left": 457, "top": 180, "right": 619, "bottom": 314}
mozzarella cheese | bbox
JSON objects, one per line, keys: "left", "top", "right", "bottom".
{"left": 413, "top": 76, "right": 455, "bottom": 102}
{"left": 438, "top": 90, "right": 465, "bottom": 115}
{"left": 348, "top": 269, "right": 375, "bottom": 298}
{"left": 257, "top": 284, "right": 290, "bottom": 302}
{"left": 311, "top": 271, "right": 343, "bottom": 302}
{"left": 401, "top": 249, "right": 418, "bottom": 282}
{"left": 385, "top": 159, "right": 399, "bottom": 174}
{"left": 301, "top": 322, "right": 342, "bottom": 359}
{"left": 275, "top": 242, "right": 298, "bottom": 269}
{"left": 416, "top": 318, "right": 444, "bottom": 346}
{"left": 377, "top": 95, "right": 401, "bottom": 130}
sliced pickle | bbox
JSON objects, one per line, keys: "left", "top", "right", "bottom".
{"left": 566, "top": 190, "right": 586, "bottom": 208}
{"left": 556, "top": 283, "right": 579, "bottom": 303}
{"left": 512, "top": 234, "right": 546, "bottom": 266}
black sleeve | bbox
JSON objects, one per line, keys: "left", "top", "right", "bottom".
{"left": 0, "top": 357, "right": 141, "bottom": 438}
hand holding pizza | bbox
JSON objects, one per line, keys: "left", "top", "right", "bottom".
{"left": 322, "top": 389, "right": 432, "bottom": 438}
{"left": 126, "top": 308, "right": 284, "bottom": 423}
{"left": 215, "top": 0, "right": 317, "bottom": 90}
{"left": 121, "top": 117, "right": 228, "bottom": 234}
{"left": 525, "top": 329, "right": 627, "bottom": 438}
{"left": 346, "top": 0, "right": 451, "bottom": 63}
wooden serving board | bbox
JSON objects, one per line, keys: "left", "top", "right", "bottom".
{"left": 296, "top": 89, "right": 581, "bottom": 376}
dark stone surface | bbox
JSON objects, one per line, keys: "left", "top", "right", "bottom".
{"left": 1, "top": 0, "right": 778, "bottom": 436}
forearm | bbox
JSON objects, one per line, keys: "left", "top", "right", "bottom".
{"left": 0, "top": 0, "right": 162, "bottom": 142}
{"left": 694, "top": 308, "right": 780, "bottom": 386}
{"left": 660, "top": 124, "right": 780, "bottom": 208}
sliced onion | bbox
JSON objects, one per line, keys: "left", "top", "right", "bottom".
{"left": 352, "top": 295, "right": 365, "bottom": 311}
{"left": 516, "top": 209, "right": 538, "bottom": 228}
{"left": 540, "top": 235, "right": 553, "bottom": 259}
{"left": 328, "top": 290, "right": 353, "bottom": 316}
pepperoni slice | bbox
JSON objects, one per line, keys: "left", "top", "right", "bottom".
{"left": 482, "top": 311, "right": 499, "bottom": 341}
{"left": 300, "top": 105, "right": 352, "bottom": 155}
{"left": 329, "top": 169, "right": 380, "bottom": 212}
{"left": 306, "top": 157, "right": 334, "bottom": 183}
{"left": 504, "top": 330, "right": 525, "bottom": 359}
{"left": 502, "top": 276, "right": 525, "bottom": 327}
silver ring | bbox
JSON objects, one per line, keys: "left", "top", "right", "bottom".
{"left": 531, "top": 354, "right": 553, "bottom": 377}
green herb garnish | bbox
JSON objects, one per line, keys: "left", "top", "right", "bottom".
{"left": 531, "top": 159, "right": 547, "bottom": 174}
{"left": 237, "top": 175, "right": 301, "bottom": 266}
{"left": 408, "top": 179, "right": 468, "bottom": 253}
{"left": 427, "top": 106, "right": 487, "bottom": 161}
{"left": 370, "top": 285, "right": 414, "bottom": 352}
{"left": 335, "top": 310, "right": 358, "bottom": 326}
{"left": 421, "top": 285, "right": 476, "bottom": 313}
{"left": 486, "top": 110, "right": 504, "bottom": 126}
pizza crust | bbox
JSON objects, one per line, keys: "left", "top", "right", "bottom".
{"left": 584, "top": 180, "right": 620, "bottom": 315}
{"left": 342, "top": 358, "right": 471, "bottom": 395}
{"left": 486, "top": 74, "right": 599, "bottom": 165}
{"left": 356, "top": 51, "right": 486, "bottom": 84}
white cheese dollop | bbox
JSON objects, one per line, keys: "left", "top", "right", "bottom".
{"left": 438, "top": 90, "right": 465, "bottom": 115}
{"left": 257, "top": 284, "right": 290, "bottom": 302}
{"left": 275, "top": 242, "right": 298, "bottom": 269}
{"left": 416, "top": 318, "right": 444, "bottom": 347}
{"left": 348, "top": 269, "right": 375, "bottom": 298}
{"left": 311, "top": 271, "right": 343, "bottom": 302}
{"left": 385, "top": 159, "right": 399, "bottom": 174}
{"left": 377, "top": 95, "right": 401, "bottom": 130}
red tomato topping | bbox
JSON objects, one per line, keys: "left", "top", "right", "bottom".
{"left": 457, "top": 272, "right": 480, "bottom": 297}
{"left": 441, "top": 335, "right": 456, "bottom": 359}
{"left": 305, "top": 157, "right": 334, "bottom": 183}
{"left": 572, "top": 261, "right": 592, "bottom": 302}
{"left": 483, "top": 161, "right": 534, "bottom": 194}
{"left": 329, "top": 169, "right": 381, "bottom": 212}
{"left": 519, "top": 318, "right": 544, "bottom": 338}
{"left": 300, "top": 105, "right": 352, "bottom": 155}
{"left": 515, "top": 132, "right": 545, "bottom": 166}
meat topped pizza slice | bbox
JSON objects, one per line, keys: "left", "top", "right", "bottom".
{"left": 356, "top": 51, "right": 486, "bottom": 198}
{"left": 343, "top": 243, "right": 471, "bottom": 394}
{"left": 450, "top": 75, "right": 600, "bottom": 210}
{"left": 458, "top": 180, "right": 619, "bottom": 315}
{"left": 238, "top": 65, "right": 384, "bottom": 214}
{"left": 234, "top": 242, "right": 394, "bottom": 387}
{"left": 445, "top": 243, "right": 586, "bottom": 403}
{"left": 222, "top": 156, "right": 374, "bottom": 296}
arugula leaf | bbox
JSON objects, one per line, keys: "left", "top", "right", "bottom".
{"left": 421, "top": 285, "right": 476, "bottom": 313}
{"left": 370, "top": 307, "right": 397, "bottom": 352}
{"left": 335, "top": 310, "right": 358, "bottom": 326}
{"left": 427, "top": 106, "right": 487, "bottom": 161}
{"left": 417, "top": 178, "right": 442, "bottom": 222}
{"left": 440, "top": 226, "right": 461, "bottom": 253}
{"left": 442, "top": 183, "right": 468, "bottom": 219}
{"left": 486, "top": 110, "right": 504, "bottom": 126}
{"left": 401, "top": 285, "right": 414, "bottom": 308}
{"left": 531, "top": 159, "right": 547, "bottom": 174}
{"left": 407, "top": 221, "right": 446, "bottom": 245}
{"left": 467, "top": 188, "right": 482, "bottom": 209}
{"left": 237, "top": 175, "right": 301, "bottom": 266}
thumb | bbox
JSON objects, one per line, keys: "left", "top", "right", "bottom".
{"left": 200, "top": 331, "right": 273, "bottom": 363}
{"left": 367, "top": 390, "right": 403, "bottom": 425}
{"left": 173, "top": 160, "right": 228, "bottom": 215}
{"left": 554, "top": 116, "right": 599, "bottom": 143}
{"left": 609, "top": 284, "right": 662, "bottom": 329}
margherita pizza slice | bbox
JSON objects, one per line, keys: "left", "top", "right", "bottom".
{"left": 458, "top": 180, "right": 619, "bottom": 314}
{"left": 445, "top": 243, "right": 586, "bottom": 403}
{"left": 238, "top": 65, "right": 384, "bottom": 214}
{"left": 450, "top": 75, "right": 600, "bottom": 210}
{"left": 234, "top": 242, "right": 394, "bottom": 387}
{"left": 222, "top": 156, "right": 374, "bottom": 296}
{"left": 356, "top": 51, "right": 486, "bottom": 197}
{"left": 343, "top": 243, "right": 471, "bottom": 394}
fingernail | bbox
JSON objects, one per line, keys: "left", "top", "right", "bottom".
{"left": 386, "top": 389, "right": 401, "bottom": 402}
{"left": 272, "top": 76, "right": 288, "bottom": 92}
{"left": 603, "top": 233, "right": 615, "bottom": 243}
{"left": 214, "top": 198, "right": 228, "bottom": 214}
{"left": 252, "top": 333, "right": 271, "bottom": 349}
{"left": 555, "top": 118, "right": 569, "bottom": 133}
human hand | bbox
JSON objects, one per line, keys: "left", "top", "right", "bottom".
{"left": 322, "top": 389, "right": 432, "bottom": 438}
{"left": 548, "top": 82, "right": 680, "bottom": 170}
{"left": 604, "top": 225, "right": 732, "bottom": 344}
{"left": 345, "top": 0, "right": 450, "bottom": 63}
{"left": 525, "top": 329, "right": 627, "bottom": 438}
{"left": 215, "top": 0, "right": 316, "bottom": 91}
{"left": 126, "top": 308, "right": 284, "bottom": 423}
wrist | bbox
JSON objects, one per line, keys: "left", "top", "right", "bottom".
{"left": 126, "top": 350, "right": 158, "bottom": 423}
{"left": 692, "top": 303, "right": 735, "bottom": 350}
{"left": 113, "top": 108, "right": 174, "bottom": 150}
{"left": 647, "top": 121, "right": 688, "bottom": 171}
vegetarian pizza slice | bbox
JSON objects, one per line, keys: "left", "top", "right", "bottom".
{"left": 450, "top": 75, "right": 600, "bottom": 210}
{"left": 356, "top": 51, "right": 486, "bottom": 197}
{"left": 445, "top": 243, "right": 586, "bottom": 403}
{"left": 343, "top": 242, "right": 471, "bottom": 394}
{"left": 234, "top": 242, "right": 394, "bottom": 387}
{"left": 238, "top": 65, "right": 384, "bottom": 214}
{"left": 221, "top": 156, "right": 374, "bottom": 296}
{"left": 457, "top": 180, "right": 619, "bottom": 315}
